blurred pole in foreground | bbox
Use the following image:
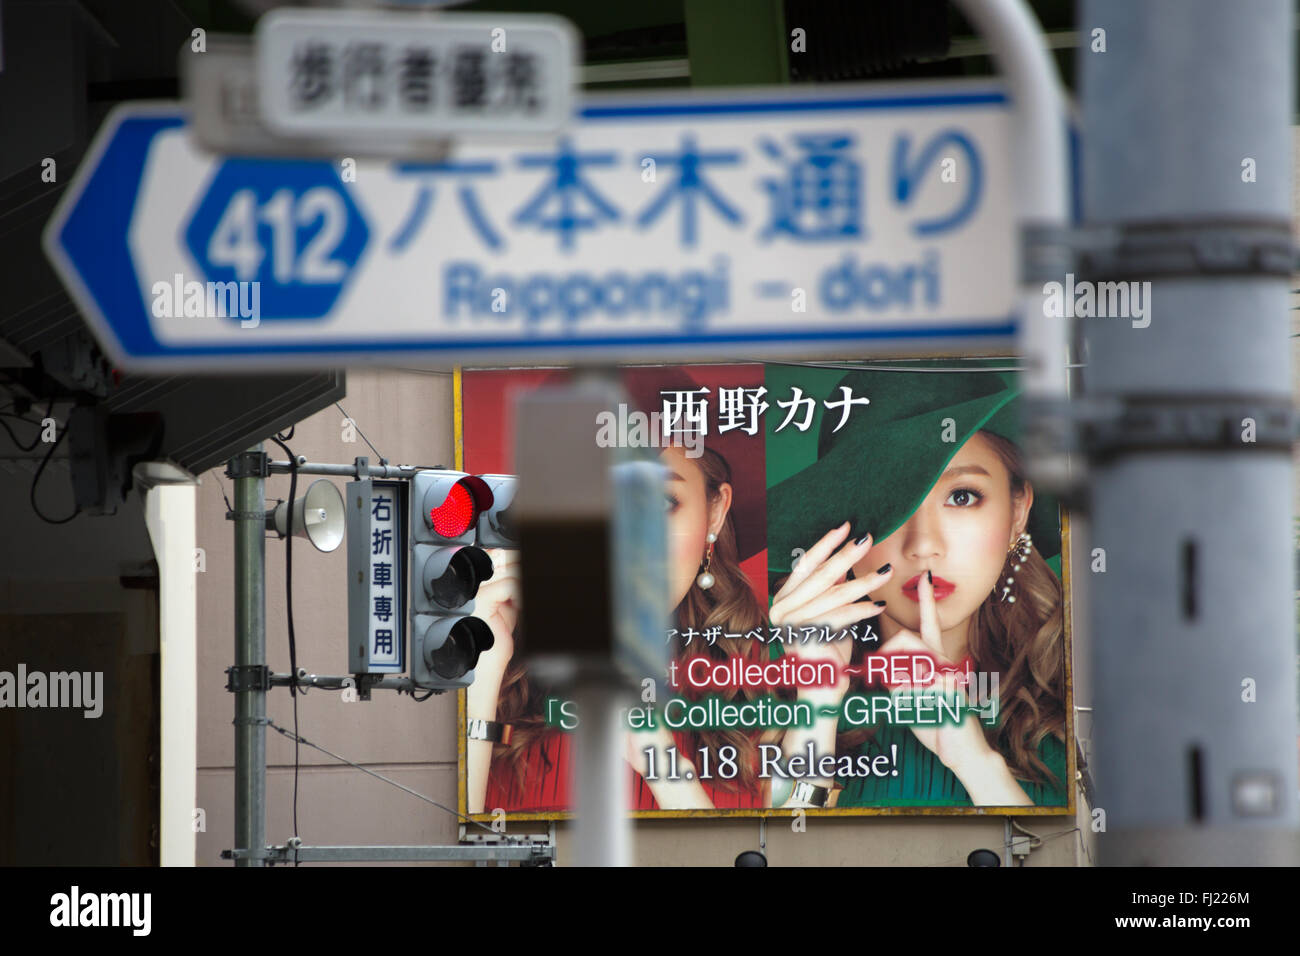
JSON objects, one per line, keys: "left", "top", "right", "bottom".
{"left": 570, "top": 680, "right": 631, "bottom": 866}
{"left": 514, "top": 378, "right": 668, "bottom": 866}
{"left": 1081, "top": 0, "right": 1299, "bottom": 864}
{"left": 952, "top": 0, "right": 1072, "bottom": 491}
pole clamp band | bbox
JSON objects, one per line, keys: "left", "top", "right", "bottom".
{"left": 226, "top": 664, "right": 272, "bottom": 693}
{"left": 467, "top": 719, "right": 513, "bottom": 743}
{"left": 1021, "top": 223, "right": 1078, "bottom": 284}
{"left": 1081, "top": 395, "right": 1293, "bottom": 461}
{"left": 1071, "top": 219, "right": 1295, "bottom": 281}
{"left": 226, "top": 451, "right": 271, "bottom": 480}
{"left": 791, "top": 781, "right": 832, "bottom": 808}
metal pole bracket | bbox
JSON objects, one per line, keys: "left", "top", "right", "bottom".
{"left": 226, "top": 450, "right": 271, "bottom": 480}
{"left": 1081, "top": 395, "right": 1294, "bottom": 462}
{"left": 1069, "top": 219, "right": 1295, "bottom": 281}
{"left": 225, "top": 664, "right": 272, "bottom": 693}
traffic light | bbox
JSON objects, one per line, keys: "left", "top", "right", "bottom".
{"left": 475, "top": 474, "right": 518, "bottom": 547}
{"left": 409, "top": 470, "right": 497, "bottom": 690}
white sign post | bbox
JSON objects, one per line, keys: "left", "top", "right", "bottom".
{"left": 45, "top": 81, "right": 1015, "bottom": 372}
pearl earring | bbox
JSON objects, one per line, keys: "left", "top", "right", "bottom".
{"left": 999, "top": 532, "right": 1032, "bottom": 603}
{"left": 697, "top": 532, "right": 717, "bottom": 590}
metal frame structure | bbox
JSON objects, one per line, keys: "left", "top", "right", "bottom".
{"left": 225, "top": 448, "right": 555, "bottom": 866}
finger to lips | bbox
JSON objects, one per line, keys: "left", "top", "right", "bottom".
{"left": 917, "top": 570, "right": 943, "bottom": 656}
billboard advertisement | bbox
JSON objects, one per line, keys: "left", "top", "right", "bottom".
{"left": 460, "top": 361, "right": 1074, "bottom": 818}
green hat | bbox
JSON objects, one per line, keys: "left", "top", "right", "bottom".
{"left": 765, "top": 364, "right": 1061, "bottom": 577}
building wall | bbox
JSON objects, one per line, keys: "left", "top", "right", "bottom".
{"left": 194, "top": 368, "right": 461, "bottom": 864}
{"left": 194, "top": 367, "right": 1087, "bottom": 867}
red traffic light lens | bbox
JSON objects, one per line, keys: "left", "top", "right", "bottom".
{"left": 430, "top": 482, "right": 476, "bottom": 538}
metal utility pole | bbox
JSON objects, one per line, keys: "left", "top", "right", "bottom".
{"left": 1080, "top": 0, "right": 1299, "bottom": 864}
{"left": 220, "top": 451, "right": 559, "bottom": 866}
{"left": 230, "top": 445, "right": 268, "bottom": 867}
{"left": 952, "top": 0, "right": 1072, "bottom": 491}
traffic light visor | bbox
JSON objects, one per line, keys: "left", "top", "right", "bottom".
{"left": 428, "top": 477, "right": 493, "bottom": 538}
{"left": 426, "top": 547, "right": 494, "bottom": 608}
{"left": 427, "top": 617, "right": 496, "bottom": 679}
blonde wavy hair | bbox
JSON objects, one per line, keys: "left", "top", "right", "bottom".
{"left": 838, "top": 429, "right": 1066, "bottom": 793}
{"left": 965, "top": 430, "right": 1066, "bottom": 790}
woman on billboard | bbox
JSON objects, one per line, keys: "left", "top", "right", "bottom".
{"left": 466, "top": 368, "right": 777, "bottom": 813}
{"left": 764, "top": 367, "right": 1068, "bottom": 808}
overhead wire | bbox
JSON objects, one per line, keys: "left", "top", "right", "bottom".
{"left": 264, "top": 718, "right": 509, "bottom": 840}
{"left": 0, "top": 413, "right": 42, "bottom": 452}
{"left": 30, "top": 407, "right": 80, "bottom": 525}
{"left": 269, "top": 431, "right": 303, "bottom": 864}
{"left": 334, "top": 401, "right": 386, "bottom": 462}
{"left": 0, "top": 398, "right": 54, "bottom": 453}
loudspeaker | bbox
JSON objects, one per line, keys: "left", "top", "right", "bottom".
{"left": 271, "top": 479, "right": 345, "bottom": 552}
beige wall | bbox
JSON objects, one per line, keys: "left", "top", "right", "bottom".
{"left": 195, "top": 368, "right": 461, "bottom": 864}
{"left": 194, "top": 366, "right": 1087, "bottom": 867}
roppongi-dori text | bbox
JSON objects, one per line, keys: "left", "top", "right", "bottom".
{"left": 442, "top": 250, "right": 944, "bottom": 335}
{"left": 443, "top": 258, "right": 728, "bottom": 332}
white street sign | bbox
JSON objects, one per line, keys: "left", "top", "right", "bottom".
{"left": 255, "top": 8, "right": 577, "bottom": 138}
{"left": 44, "top": 81, "right": 1016, "bottom": 371}
{"left": 348, "top": 480, "right": 405, "bottom": 674}
{"left": 183, "top": 37, "right": 454, "bottom": 160}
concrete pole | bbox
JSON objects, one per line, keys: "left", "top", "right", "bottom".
{"left": 571, "top": 678, "right": 631, "bottom": 867}
{"left": 1080, "top": 0, "right": 1298, "bottom": 864}
{"left": 514, "top": 383, "right": 634, "bottom": 866}
{"left": 232, "top": 445, "right": 267, "bottom": 867}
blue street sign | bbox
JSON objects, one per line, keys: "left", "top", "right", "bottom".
{"left": 44, "top": 84, "right": 1018, "bottom": 372}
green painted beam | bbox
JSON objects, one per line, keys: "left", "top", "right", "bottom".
{"left": 685, "top": 0, "right": 788, "bottom": 86}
